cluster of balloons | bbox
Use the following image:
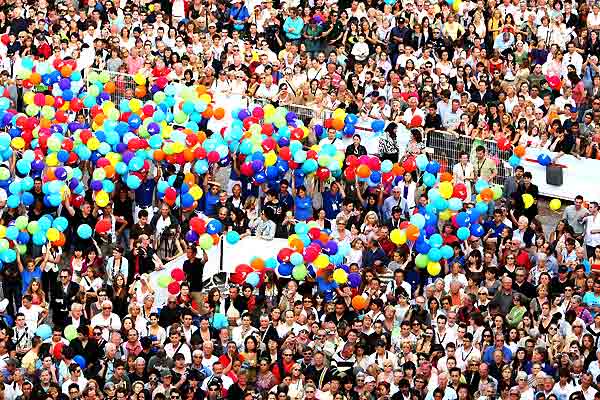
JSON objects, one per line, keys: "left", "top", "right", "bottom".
{"left": 157, "top": 265, "right": 187, "bottom": 295}
{"left": 343, "top": 154, "right": 406, "bottom": 187}
{"left": 36, "top": 323, "right": 87, "bottom": 368}
{"left": 323, "top": 108, "right": 361, "bottom": 138}
{"left": 446, "top": 0, "right": 462, "bottom": 12}
{"left": 508, "top": 145, "right": 526, "bottom": 168}
{"left": 156, "top": 173, "right": 204, "bottom": 211}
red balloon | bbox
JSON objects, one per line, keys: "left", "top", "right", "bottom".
{"left": 303, "top": 246, "right": 320, "bottom": 263}
{"left": 279, "top": 147, "right": 291, "bottom": 161}
{"left": 410, "top": 115, "right": 423, "bottom": 128}
{"left": 344, "top": 167, "right": 356, "bottom": 181}
{"left": 368, "top": 156, "right": 381, "bottom": 171}
{"left": 308, "top": 227, "right": 321, "bottom": 240}
{"left": 53, "top": 342, "right": 64, "bottom": 359}
{"left": 167, "top": 281, "right": 181, "bottom": 295}
{"left": 71, "top": 195, "right": 84, "bottom": 207}
{"left": 497, "top": 137, "right": 511, "bottom": 151}
{"left": 453, "top": 183, "right": 468, "bottom": 201}
{"left": 345, "top": 155, "right": 359, "bottom": 168}
{"left": 240, "top": 162, "right": 254, "bottom": 176}
{"left": 277, "top": 248, "right": 293, "bottom": 263}
{"left": 262, "top": 138, "right": 276, "bottom": 152}
{"left": 95, "top": 219, "right": 111, "bottom": 233}
{"left": 252, "top": 107, "right": 264, "bottom": 118}
{"left": 262, "top": 124, "right": 273, "bottom": 135}
{"left": 207, "top": 151, "right": 220, "bottom": 163}
{"left": 316, "top": 166, "right": 330, "bottom": 181}
{"left": 190, "top": 217, "right": 206, "bottom": 234}
{"left": 402, "top": 157, "right": 416, "bottom": 173}
{"left": 170, "top": 268, "right": 185, "bottom": 281}
{"left": 0, "top": 34, "right": 9, "bottom": 46}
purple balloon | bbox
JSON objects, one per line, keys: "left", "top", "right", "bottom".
{"left": 58, "top": 78, "right": 71, "bottom": 90}
{"left": 278, "top": 137, "right": 290, "bottom": 147}
{"left": 55, "top": 167, "right": 67, "bottom": 180}
{"left": 425, "top": 225, "right": 437, "bottom": 236}
{"left": 348, "top": 272, "right": 362, "bottom": 288}
{"left": 251, "top": 159, "right": 263, "bottom": 172}
{"left": 115, "top": 143, "right": 128, "bottom": 153}
{"left": 147, "top": 122, "right": 160, "bottom": 135}
{"left": 31, "top": 160, "right": 45, "bottom": 171}
{"left": 69, "top": 178, "right": 79, "bottom": 190}
{"left": 68, "top": 122, "right": 81, "bottom": 132}
{"left": 237, "top": 109, "right": 250, "bottom": 120}
{"left": 50, "top": 125, "right": 63, "bottom": 134}
{"left": 90, "top": 180, "right": 103, "bottom": 191}
{"left": 324, "top": 241, "right": 338, "bottom": 255}
{"left": 122, "top": 151, "right": 134, "bottom": 164}
{"left": 98, "top": 92, "right": 111, "bottom": 102}
{"left": 185, "top": 231, "right": 199, "bottom": 242}
{"left": 286, "top": 112, "right": 297, "bottom": 122}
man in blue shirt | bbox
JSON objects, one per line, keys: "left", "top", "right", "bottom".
{"left": 482, "top": 334, "right": 513, "bottom": 364}
{"left": 483, "top": 209, "right": 507, "bottom": 241}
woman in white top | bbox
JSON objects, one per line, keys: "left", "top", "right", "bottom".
{"left": 128, "top": 274, "right": 155, "bottom": 306}
{"left": 147, "top": 312, "right": 167, "bottom": 348}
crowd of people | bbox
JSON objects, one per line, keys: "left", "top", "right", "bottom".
{"left": 2, "top": 0, "right": 600, "bottom": 400}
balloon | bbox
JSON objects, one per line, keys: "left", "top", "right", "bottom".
{"left": 226, "top": 230, "right": 240, "bottom": 244}
{"left": 416, "top": 154, "right": 428, "bottom": 171}
{"left": 439, "top": 181, "right": 453, "bottom": 199}
{"left": 423, "top": 172, "right": 436, "bottom": 187}
{"left": 457, "top": 226, "right": 471, "bottom": 241}
{"left": 292, "top": 264, "right": 308, "bottom": 280}
{"left": 410, "top": 213, "right": 426, "bottom": 229}
{"left": 212, "top": 313, "right": 229, "bottom": 329}
{"left": 351, "top": 295, "right": 368, "bottom": 310}
{"left": 415, "top": 254, "right": 429, "bottom": 269}
{"left": 245, "top": 272, "right": 260, "bottom": 286}
{"left": 514, "top": 145, "right": 526, "bottom": 158}
{"left": 348, "top": 272, "right": 362, "bottom": 288}
{"left": 427, "top": 261, "right": 441, "bottom": 276}
{"left": 332, "top": 268, "right": 348, "bottom": 284}
{"left": 157, "top": 274, "right": 172, "bottom": 288}
{"left": 537, "top": 153, "right": 552, "bottom": 166}
{"left": 73, "top": 355, "right": 87, "bottom": 369}
{"left": 522, "top": 193, "right": 534, "bottom": 209}
{"left": 64, "top": 325, "right": 77, "bottom": 341}
{"left": 36, "top": 324, "right": 52, "bottom": 340}
{"left": 77, "top": 224, "right": 92, "bottom": 239}
{"left": 170, "top": 268, "right": 185, "bottom": 281}
{"left": 549, "top": 198, "right": 562, "bottom": 211}
{"left": 429, "top": 234, "right": 443, "bottom": 248}
{"left": 508, "top": 155, "right": 521, "bottom": 168}
{"left": 168, "top": 281, "right": 181, "bottom": 294}
{"left": 390, "top": 229, "right": 407, "bottom": 245}
{"left": 406, "top": 224, "right": 420, "bottom": 241}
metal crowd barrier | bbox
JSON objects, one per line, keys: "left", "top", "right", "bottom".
{"left": 426, "top": 130, "right": 513, "bottom": 185}
{"left": 85, "top": 68, "right": 142, "bottom": 106}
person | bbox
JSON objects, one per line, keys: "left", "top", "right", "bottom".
{"left": 581, "top": 202, "right": 600, "bottom": 257}
{"left": 453, "top": 152, "right": 475, "bottom": 201}
{"left": 564, "top": 195, "right": 589, "bottom": 241}
{"left": 182, "top": 246, "right": 208, "bottom": 309}
{"left": 473, "top": 146, "right": 498, "bottom": 183}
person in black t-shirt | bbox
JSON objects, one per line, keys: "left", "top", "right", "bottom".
{"left": 182, "top": 246, "right": 208, "bottom": 308}
{"left": 263, "top": 189, "right": 286, "bottom": 225}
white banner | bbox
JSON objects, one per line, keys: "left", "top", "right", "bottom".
{"left": 521, "top": 148, "right": 600, "bottom": 201}
{"left": 149, "top": 237, "right": 289, "bottom": 307}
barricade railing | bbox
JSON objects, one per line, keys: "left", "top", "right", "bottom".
{"left": 85, "top": 68, "right": 142, "bottom": 107}
{"left": 426, "top": 130, "right": 513, "bottom": 185}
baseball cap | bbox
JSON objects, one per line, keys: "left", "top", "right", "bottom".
{"left": 558, "top": 265, "right": 568, "bottom": 273}
{"left": 161, "top": 369, "right": 172, "bottom": 378}
{"left": 365, "top": 376, "right": 376, "bottom": 383}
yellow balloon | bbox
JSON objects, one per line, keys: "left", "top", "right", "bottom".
{"left": 0, "top": 225, "right": 6, "bottom": 239}
{"left": 427, "top": 261, "right": 442, "bottom": 276}
{"left": 199, "top": 94, "right": 212, "bottom": 104}
{"left": 314, "top": 254, "right": 329, "bottom": 269}
{"left": 439, "top": 181, "right": 453, "bottom": 199}
{"left": 332, "top": 108, "right": 347, "bottom": 121}
{"left": 522, "top": 193, "right": 534, "bottom": 209}
{"left": 133, "top": 73, "right": 146, "bottom": 86}
{"left": 96, "top": 191, "right": 109, "bottom": 207}
{"left": 46, "top": 228, "right": 60, "bottom": 242}
{"left": 390, "top": 229, "right": 407, "bottom": 245}
{"left": 87, "top": 137, "right": 101, "bottom": 151}
{"left": 264, "top": 151, "right": 277, "bottom": 167}
{"left": 11, "top": 137, "right": 25, "bottom": 150}
{"left": 129, "top": 99, "right": 141, "bottom": 113}
{"left": 333, "top": 269, "right": 348, "bottom": 284}
{"left": 549, "top": 198, "right": 562, "bottom": 211}
{"left": 45, "top": 153, "right": 59, "bottom": 167}
{"left": 439, "top": 210, "right": 453, "bottom": 221}
{"left": 23, "top": 92, "right": 35, "bottom": 105}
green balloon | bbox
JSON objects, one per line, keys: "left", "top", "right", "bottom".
{"left": 157, "top": 274, "right": 172, "bottom": 288}
{"left": 87, "top": 71, "right": 99, "bottom": 83}
{"left": 199, "top": 234, "right": 213, "bottom": 250}
{"left": 153, "top": 92, "right": 166, "bottom": 104}
{"left": 492, "top": 185, "right": 503, "bottom": 200}
{"left": 174, "top": 111, "right": 188, "bottom": 124}
{"left": 27, "top": 221, "right": 39, "bottom": 234}
{"left": 99, "top": 71, "right": 110, "bottom": 84}
{"left": 415, "top": 254, "right": 430, "bottom": 269}
{"left": 25, "top": 104, "right": 39, "bottom": 117}
{"left": 88, "top": 85, "right": 100, "bottom": 97}
{"left": 15, "top": 216, "right": 28, "bottom": 230}
{"left": 292, "top": 265, "right": 308, "bottom": 281}
{"left": 64, "top": 325, "right": 77, "bottom": 341}
{"left": 0, "top": 167, "right": 10, "bottom": 180}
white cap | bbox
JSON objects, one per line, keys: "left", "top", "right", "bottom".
{"left": 0, "top": 298, "right": 8, "bottom": 313}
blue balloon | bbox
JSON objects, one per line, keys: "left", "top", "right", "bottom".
{"left": 508, "top": 154, "right": 521, "bottom": 168}
{"left": 474, "top": 178, "right": 489, "bottom": 193}
{"left": 415, "top": 239, "right": 431, "bottom": 254}
{"left": 371, "top": 120, "right": 385, "bottom": 132}
{"left": 428, "top": 248, "right": 442, "bottom": 262}
{"left": 277, "top": 262, "right": 293, "bottom": 277}
{"left": 245, "top": 272, "right": 260, "bottom": 287}
{"left": 225, "top": 230, "right": 240, "bottom": 245}
{"left": 35, "top": 324, "right": 52, "bottom": 340}
{"left": 290, "top": 252, "right": 304, "bottom": 266}
{"left": 348, "top": 272, "right": 362, "bottom": 288}
{"left": 423, "top": 172, "right": 437, "bottom": 187}
{"left": 126, "top": 175, "right": 141, "bottom": 189}
{"left": 265, "top": 257, "right": 278, "bottom": 269}
{"left": 410, "top": 213, "right": 426, "bottom": 229}
{"left": 5, "top": 226, "right": 18, "bottom": 240}
{"left": 457, "top": 226, "right": 470, "bottom": 241}
{"left": 537, "top": 153, "right": 552, "bottom": 166}
{"left": 425, "top": 160, "right": 440, "bottom": 175}
{"left": 416, "top": 154, "right": 429, "bottom": 171}
{"left": 455, "top": 212, "right": 470, "bottom": 227}
{"left": 448, "top": 198, "right": 463, "bottom": 211}
{"left": 429, "top": 234, "right": 444, "bottom": 248}
{"left": 212, "top": 313, "right": 229, "bottom": 329}
{"left": 470, "top": 224, "right": 485, "bottom": 237}
{"left": 53, "top": 216, "right": 69, "bottom": 232}
{"left": 206, "top": 220, "right": 223, "bottom": 235}
{"left": 440, "top": 245, "right": 454, "bottom": 259}
{"left": 77, "top": 224, "right": 92, "bottom": 239}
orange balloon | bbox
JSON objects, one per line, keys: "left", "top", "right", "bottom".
{"left": 135, "top": 85, "right": 147, "bottom": 98}
{"left": 40, "top": 118, "right": 51, "bottom": 129}
{"left": 197, "top": 131, "right": 207, "bottom": 143}
{"left": 45, "top": 95, "right": 55, "bottom": 106}
{"left": 184, "top": 173, "right": 195, "bottom": 186}
{"left": 60, "top": 65, "right": 72, "bottom": 77}
{"left": 251, "top": 257, "right": 265, "bottom": 271}
{"left": 104, "top": 81, "right": 116, "bottom": 94}
{"left": 319, "top": 232, "right": 330, "bottom": 243}
{"left": 514, "top": 145, "right": 526, "bottom": 158}
{"left": 352, "top": 295, "right": 367, "bottom": 310}
{"left": 213, "top": 108, "right": 225, "bottom": 120}
{"left": 93, "top": 114, "right": 105, "bottom": 125}
{"left": 53, "top": 232, "right": 66, "bottom": 247}
{"left": 480, "top": 188, "right": 494, "bottom": 202}
{"left": 46, "top": 168, "right": 56, "bottom": 180}
{"left": 331, "top": 118, "right": 344, "bottom": 131}
{"left": 439, "top": 172, "right": 453, "bottom": 182}
{"left": 104, "top": 165, "right": 115, "bottom": 178}
{"left": 153, "top": 150, "right": 165, "bottom": 161}
{"left": 183, "top": 148, "right": 194, "bottom": 162}
{"left": 29, "top": 72, "right": 41, "bottom": 85}
{"left": 290, "top": 238, "right": 304, "bottom": 252}
{"left": 392, "top": 163, "right": 405, "bottom": 176}
{"left": 356, "top": 165, "right": 371, "bottom": 178}
{"left": 406, "top": 224, "right": 420, "bottom": 242}
{"left": 212, "top": 234, "right": 220, "bottom": 245}
{"left": 202, "top": 106, "right": 213, "bottom": 119}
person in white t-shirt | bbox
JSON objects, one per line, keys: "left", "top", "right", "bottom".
{"left": 18, "top": 294, "right": 46, "bottom": 332}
